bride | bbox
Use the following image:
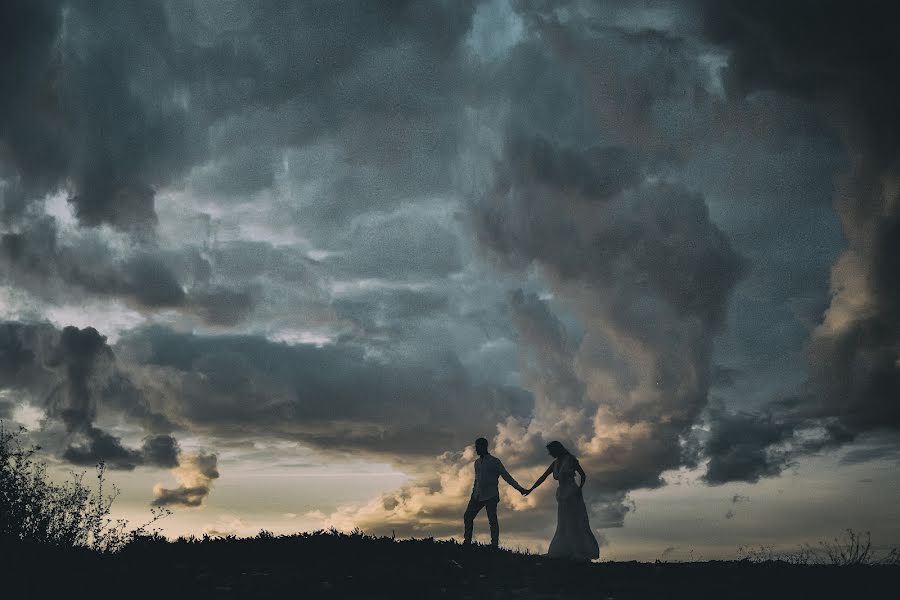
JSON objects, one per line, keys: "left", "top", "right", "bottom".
{"left": 526, "top": 441, "right": 600, "bottom": 561}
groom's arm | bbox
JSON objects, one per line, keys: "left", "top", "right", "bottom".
{"left": 497, "top": 460, "right": 526, "bottom": 493}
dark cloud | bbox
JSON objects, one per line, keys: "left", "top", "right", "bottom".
{"left": 506, "top": 290, "right": 586, "bottom": 425}
{"left": 695, "top": 0, "right": 900, "bottom": 482}
{"left": 476, "top": 136, "right": 744, "bottom": 329}
{"left": 2, "top": 0, "right": 479, "bottom": 231}
{"left": 122, "top": 255, "right": 186, "bottom": 308}
{"left": 117, "top": 325, "right": 532, "bottom": 457}
{"left": 0, "top": 1, "right": 192, "bottom": 231}
{"left": 507, "top": 137, "right": 641, "bottom": 203}
{"left": 839, "top": 444, "right": 900, "bottom": 466}
{"left": 704, "top": 1, "right": 900, "bottom": 431}
{"left": 333, "top": 288, "right": 451, "bottom": 331}
{"left": 711, "top": 366, "right": 740, "bottom": 388}
{"left": 702, "top": 405, "right": 853, "bottom": 484}
{"left": 329, "top": 214, "right": 464, "bottom": 280}
{"left": 1, "top": 0, "right": 895, "bottom": 543}
{"left": 151, "top": 485, "right": 208, "bottom": 508}
{"left": 343, "top": 7, "right": 737, "bottom": 530}
{"left": 702, "top": 0, "right": 900, "bottom": 160}
{"left": 1, "top": 324, "right": 187, "bottom": 478}
{"left": 703, "top": 409, "right": 795, "bottom": 485}
{"left": 0, "top": 321, "right": 176, "bottom": 467}
{"left": 47, "top": 325, "right": 114, "bottom": 432}
{"left": 0, "top": 0, "right": 66, "bottom": 222}
{"left": 0, "top": 322, "right": 44, "bottom": 385}
{"left": 54, "top": 414, "right": 179, "bottom": 471}
{"left": 140, "top": 434, "right": 181, "bottom": 469}
{"left": 189, "top": 286, "right": 258, "bottom": 326}
{"left": 0, "top": 219, "right": 256, "bottom": 325}
{"left": 62, "top": 426, "right": 144, "bottom": 470}
{"left": 1, "top": 0, "right": 478, "bottom": 333}
{"left": 475, "top": 132, "right": 743, "bottom": 499}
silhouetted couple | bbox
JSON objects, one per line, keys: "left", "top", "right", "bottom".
{"left": 463, "top": 437, "right": 600, "bottom": 561}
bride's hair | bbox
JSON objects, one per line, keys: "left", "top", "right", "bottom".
{"left": 546, "top": 441, "right": 569, "bottom": 457}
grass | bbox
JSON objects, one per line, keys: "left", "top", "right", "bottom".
{"left": 4, "top": 529, "right": 899, "bottom": 599}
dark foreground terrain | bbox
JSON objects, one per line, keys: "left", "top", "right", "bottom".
{"left": 3, "top": 531, "right": 896, "bottom": 599}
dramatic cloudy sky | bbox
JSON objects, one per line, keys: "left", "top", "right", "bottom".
{"left": 2, "top": 0, "right": 898, "bottom": 559}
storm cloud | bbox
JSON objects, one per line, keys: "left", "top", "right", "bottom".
{"left": 696, "top": 0, "right": 900, "bottom": 480}
{"left": 0, "top": 321, "right": 178, "bottom": 468}
{"left": 471, "top": 139, "right": 743, "bottom": 493}
{"left": 1, "top": 218, "right": 257, "bottom": 325}
{"left": 116, "top": 325, "right": 532, "bottom": 457}
{"left": 1, "top": 0, "right": 898, "bottom": 549}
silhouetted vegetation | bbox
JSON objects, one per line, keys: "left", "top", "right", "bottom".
{"left": 738, "top": 529, "right": 900, "bottom": 566}
{"left": 0, "top": 422, "right": 168, "bottom": 551}
{"left": 2, "top": 528, "right": 897, "bottom": 599}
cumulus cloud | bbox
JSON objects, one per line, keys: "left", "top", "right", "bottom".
{"left": 469, "top": 133, "right": 743, "bottom": 492}
{"left": 298, "top": 1, "right": 750, "bottom": 536}
{"left": 315, "top": 6, "right": 745, "bottom": 531}
{"left": 317, "top": 444, "right": 565, "bottom": 543}
{"left": 152, "top": 452, "right": 219, "bottom": 507}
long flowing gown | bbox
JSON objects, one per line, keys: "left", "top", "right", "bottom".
{"left": 547, "top": 454, "right": 600, "bottom": 561}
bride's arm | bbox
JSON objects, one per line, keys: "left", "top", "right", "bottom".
{"left": 528, "top": 464, "right": 555, "bottom": 493}
{"left": 575, "top": 459, "right": 587, "bottom": 489}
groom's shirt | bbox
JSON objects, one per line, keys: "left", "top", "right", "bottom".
{"left": 471, "top": 454, "right": 521, "bottom": 501}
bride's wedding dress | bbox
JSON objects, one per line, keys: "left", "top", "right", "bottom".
{"left": 548, "top": 454, "right": 600, "bottom": 561}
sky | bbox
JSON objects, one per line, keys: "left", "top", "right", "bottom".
{"left": 1, "top": 0, "right": 898, "bottom": 561}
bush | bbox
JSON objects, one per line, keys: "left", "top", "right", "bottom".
{"left": 0, "top": 421, "right": 168, "bottom": 552}
{"left": 738, "top": 529, "right": 899, "bottom": 566}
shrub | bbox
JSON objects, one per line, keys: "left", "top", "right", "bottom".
{"left": 0, "top": 421, "right": 168, "bottom": 552}
{"left": 738, "top": 529, "right": 898, "bottom": 566}
{"left": 817, "top": 529, "right": 872, "bottom": 566}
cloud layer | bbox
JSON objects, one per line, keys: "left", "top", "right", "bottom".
{"left": 1, "top": 0, "right": 898, "bottom": 546}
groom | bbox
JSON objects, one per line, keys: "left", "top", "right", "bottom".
{"left": 463, "top": 437, "right": 527, "bottom": 548}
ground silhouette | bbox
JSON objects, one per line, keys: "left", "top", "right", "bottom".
{"left": 4, "top": 529, "right": 897, "bottom": 599}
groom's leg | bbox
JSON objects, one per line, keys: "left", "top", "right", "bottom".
{"left": 485, "top": 499, "right": 499, "bottom": 547}
{"left": 463, "top": 498, "right": 484, "bottom": 544}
